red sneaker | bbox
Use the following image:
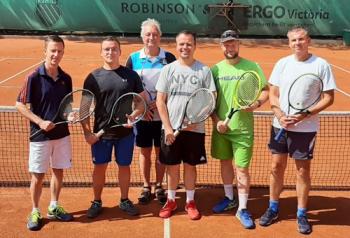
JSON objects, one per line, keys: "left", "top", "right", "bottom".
{"left": 159, "top": 199, "right": 177, "bottom": 218}
{"left": 185, "top": 200, "right": 201, "bottom": 220}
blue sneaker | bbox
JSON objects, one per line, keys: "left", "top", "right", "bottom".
{"left": 212, "top": 197, "right": 237, "bottom": 213}
{"left": 236, "top": 209, "right": 255, "bottom": 229}
{"left": 27, "top": 210, "right": 43, "bottom": 231}
{"left": 47, "top": 205, "right": 73, "bottom": 221}
{"left": 297, "top": 215, "right": 312, "bottom": 234}
{"left": 259, "top": 208, "right": 278, "bottom": 226}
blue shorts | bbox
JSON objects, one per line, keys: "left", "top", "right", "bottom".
{"left": 268, "top": 126, "right": 317, "bottom": 160}
{"left": 134, "top": 120, "right": 162, "bottom": 147}
{"left": 91, "top": 133, "right": 135, "bottom": 166}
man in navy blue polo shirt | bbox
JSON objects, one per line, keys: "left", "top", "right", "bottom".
{"left": 16, "top": 35, "right": 73, "bottom": 231}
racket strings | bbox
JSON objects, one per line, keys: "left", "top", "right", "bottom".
{"left": 186, "top": 90, "right": 215, "bottom": 123}
{"left": 289, "top": 75, "right": 323, "bottom": 110}
{"left": 29, "top": 89, "right": 96, "bottom": 139}
{"left": 112, "top": 94, "right": 147, "bottom": 124}
{"left": 113, "top": 96, "right": 133, "bottom": 124}
{"left": 59, "top": 91, "right": 95, "bottom": 123}
{"left": 236, "top": 73, "right": 260, "bottom": 107}
{"left": 79, "top": 95, "right": 95, "bottom": 120}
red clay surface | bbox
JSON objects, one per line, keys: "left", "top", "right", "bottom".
{"left": 1, "top": 187, "right": 349, "bottom": 238}
{"left": 0, "top": 37, "right": 349, "bottom": 109}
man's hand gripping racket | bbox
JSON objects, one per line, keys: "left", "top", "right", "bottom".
{"left": 95, "top": 92, "right": 147, "bottom": 138}
{"left": 173, "top": 88, "right": 216, "bottom": 137}
{"left": 223, "top": 71, "right": 263, "bottom": 126}
{"left": 30, "top": 89, "right": 95, "bottom": 139}
{"left": 274, "top": 73, "right": 323, "bottom": 141}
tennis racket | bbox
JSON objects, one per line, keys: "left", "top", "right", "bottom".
{"left": 144, "top": 86, "right": 156, "bottom": 101}
{"left": 274, "top": 73, "right": 324, "bottom": 141}
{"left": 142, "top": 84, "right": 157, "bottom": 116}
{"left": 140, "top": 63, "right": 157, "bottom": 117}
{"left": 173, "top": 88, "right": 216, "bottom": 137}
{"left": 95, "top": 92, "right": 147, "bottom": 138}
{"left": 30, "top": 89, "right": 96, "bottom": 139}
{"left": 224, "top": 71, "right": 263, "bottom": 125}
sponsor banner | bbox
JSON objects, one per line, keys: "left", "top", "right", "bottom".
{"left": 0, "top": 0, "right": 348, "bottom": 36}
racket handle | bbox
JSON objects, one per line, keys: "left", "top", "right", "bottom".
{"left": 95, "top": 129, "right": 105, "bottom": 138}
{"left": 29, "top": 129, "right": 43, "bottom": 140}
{"left": 274, "top": 128, "right": 286, "bottom": 142}
{"left": 173, "top": 130, "right": 180, "bottom": 137}
{"left": 223, "top": 108, "right": 236, "bottom": 126}
{"left": 223, "top": 117, "right": 230, "bottom": 126}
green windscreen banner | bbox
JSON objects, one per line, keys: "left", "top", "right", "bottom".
{"left": 0, "top": 0, "right": 349, "bottom": 36}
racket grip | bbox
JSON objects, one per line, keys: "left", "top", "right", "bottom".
{"left": 274, "top": 128, "right": 286, "bottom": 142}
{"left": 29, "top": 129, "right": 43, "bottom": 140}
{"left": 173, "top": 130, "right": 180, "bottom": 137}
{"left": 95, "top": 129, "right": 105, "bottom": 138}
{"left": 223, "top": 117, "right": 230, "bottom": 126}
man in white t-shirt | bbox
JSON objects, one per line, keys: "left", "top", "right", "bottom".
{"left": 258, "top": 26, "right": 336, "bottom": 235}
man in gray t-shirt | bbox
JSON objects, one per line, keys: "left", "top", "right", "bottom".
{"left": 156, "top": 60, "right": 215, "bottom": 134}
{"left": 156, "top": 30, "right": 216, "bottom": 220}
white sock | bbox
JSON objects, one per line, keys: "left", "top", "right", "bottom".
{"left": 32, "top": 207, "right": 40, "bottom": 213}
{"left": 223, "top": 184, "right": 234, "bottom": 200}
{"left": 167, "top": 190, "right": 176, "bottom": 201}
{"left": 49, "top": 201, "right": 58, "bottom": 209}
{"left": 238, "top": 193, "right": 249, "bottom": 211}
{"left": 186, "top": 190, "right": 195, "bottom": 203}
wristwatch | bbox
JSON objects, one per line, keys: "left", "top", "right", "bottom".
{"left": 303, "top": 110, "right": 312, "bottom": 117}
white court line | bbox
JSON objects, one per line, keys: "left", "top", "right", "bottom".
{"left": 0, "top": 58, "right": 7, "bottom": 62}
{"left": 331, "top": 64, "right": 350, "bottom": 74}
{"left": 0, "top": 61, "right": 43, "bottom": 85}
{"left": 164, "top": 218, "right": 170, "bottom": 238}
{"left": 331, "top": 63, "right": 350, "bottom": 97}
{"left": 336, "top": 88, "right": 350, "bottom": 97}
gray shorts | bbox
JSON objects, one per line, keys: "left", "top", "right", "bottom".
{"left": 268, "top": 126, "right": 317, "bottom": 160}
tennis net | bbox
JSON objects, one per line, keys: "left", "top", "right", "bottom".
{"left": 1, "top": 106, "right": 349, "bottom": 190}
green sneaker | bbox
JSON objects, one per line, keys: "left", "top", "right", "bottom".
{"left": 27, "top": 210, "right": 43, "bottom": 231}
{"left": 119, "top": 199, "right": 139, "bottom": 216}
{"left": 47, "top": 205, "right": 73, "bottom": 221}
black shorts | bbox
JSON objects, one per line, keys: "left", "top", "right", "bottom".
{"left": 160, "top": 130, "right": 207, "bottom": 166}
{"left": 268, "top": 126, "right": 317, "bottom": 160}
{"left": 134, "top": 120, "right": 162, "bottom": 148}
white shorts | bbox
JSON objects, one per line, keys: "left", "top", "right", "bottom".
{"left": 29, "top": 136, "right": 72, "bottom": 173}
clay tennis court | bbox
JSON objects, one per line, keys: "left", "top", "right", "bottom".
{"left": 0, "top": 36, "right": 349, "bottom": 237}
